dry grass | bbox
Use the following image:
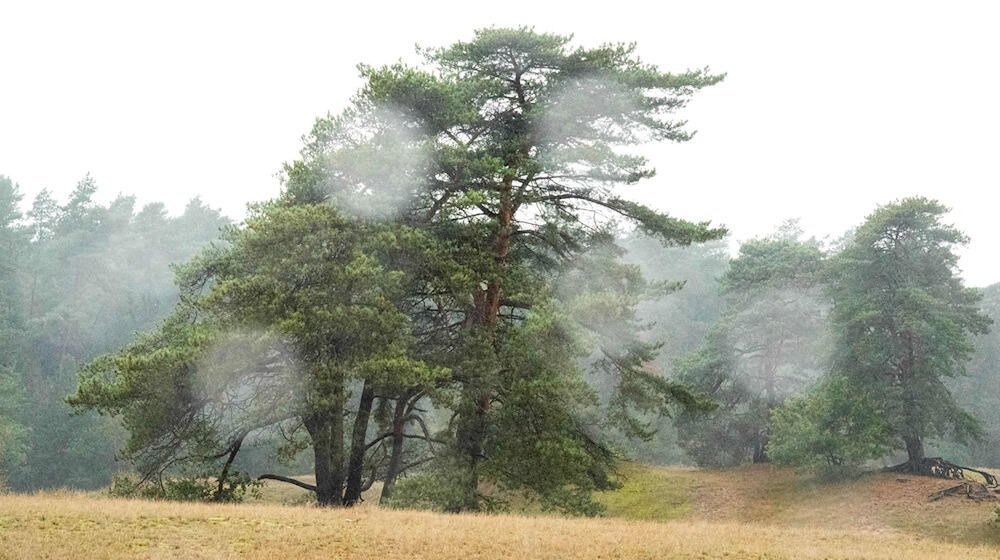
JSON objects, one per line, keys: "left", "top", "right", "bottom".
{"left": 2, "top": 491, "right": 998, "bottom": 560}
{"left": 685, "top": 464, "right": 1000, "bottom": 545}
{"left": 2, "top": 465, "right": 998, "bottom": 559}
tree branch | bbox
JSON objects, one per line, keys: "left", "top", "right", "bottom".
{"left": 257, "top": 474, "right": 317, "bottom": 493}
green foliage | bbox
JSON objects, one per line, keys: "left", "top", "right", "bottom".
{"left": 770, "top": 376, "right": 892, "bottom": 478}
{"left": 282, "top": 27, "right": 726, "bottom": 511}
{"left": 674, "top": 225, "right": 829, "bottom": 466}
{"left": 0, "top": 175, "right": 29, "bottom": 486}
{"left": 597, "top": 237, "right": 728, "bottom": 465}
{"left": 385, "top": 459, "right": 485, "bottom": 514}
{"left": 108, "top": 470, "right": 262, "bottom": 503}
{"left": 72, "top": 201, "right": 449, "bottom": 506}
{"left": 826, "top": 198, "right": 991, "bottom": 464}
{"left": 0, "top": 173, "right": 229, "bottom": 491}
{"left": 940, "top": 283, "right": 1000, "bottom": 467}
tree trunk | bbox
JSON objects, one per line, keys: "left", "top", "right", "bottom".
{"left": 454, "top": 174, "right": 515, "bottom": 511}
{"left": 753, "top": 338, "right": 780, "bottom": 464}
{"left": 900, "top": 332, "right": 924, "bottom": 471}
{"left": 752, "top": 434, "right": 769, "bottom": 464}
{"left": 379, "top": 396, "right": 409, "bottom": 504}
{"left": 343, "top": 380, "right": 375, "bottom": 506}
{"left": 304, "top": 412, "right": 336, "bottom": 506}
{"left": 903, "top": 434, "right": 925, "bottom": 470}
{"left": 212, "top": 434, "right": 245, "bottom": 501}
{"left": 330, "top": 383, "right": 346, "bottom": 505}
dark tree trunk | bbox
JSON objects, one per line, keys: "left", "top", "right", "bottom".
{"left": 900, "top": 332, "right": 925, "bottom": 471}
{"left": 903, "top": 434, "right": 925, "bottom": 470}
{"left": 379, "top": 395, "right": 409, "bottom": 504}
{"left": 257, "top": 474, "right": 317, "bottom": 492}
{"left": 304, "top": 412, "right": 337, "bottom": 506}
{"left": 330, "top": 385, "right": 346, "bottom": 504}
{"left": 343, "top": 380, "right": 375, "bottom": 506}
{"left": 212, "top": 433, "right": 245, "bottom": 501}
{"left": 752, "top": 434, "right": 770, "bottom": 464}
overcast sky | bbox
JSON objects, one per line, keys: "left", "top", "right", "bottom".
{"left": 2, "top": 1, "right": 997, "bottom": 285}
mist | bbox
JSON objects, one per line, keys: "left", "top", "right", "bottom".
{"left": 3, "top": 19, "right": 1000, "bottom": 560}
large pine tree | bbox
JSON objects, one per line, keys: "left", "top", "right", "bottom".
{"left": 283, "top": 27, "right": 726, "bottom": 508}
{"left": 827, "top": 197, "right": 990, "bottom": 471}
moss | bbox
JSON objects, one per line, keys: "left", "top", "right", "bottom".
{"left": 595, "top": 463, "right": 695, "bottom": 521}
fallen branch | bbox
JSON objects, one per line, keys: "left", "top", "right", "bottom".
{"left": 928, "top": 481, "right": 998, "bottom": 502}
{"left": 257, "top": 474, "right": 317, "bottom": 493}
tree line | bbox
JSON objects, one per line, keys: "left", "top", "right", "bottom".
{"left": 0, "top": 174, "right": 229, "bottom": 490}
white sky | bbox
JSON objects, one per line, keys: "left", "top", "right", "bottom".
{"left": 1, "top": 1, "right": 997, "bottom": 285}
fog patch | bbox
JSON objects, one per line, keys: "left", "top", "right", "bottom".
{"left": 193, "top": 328, "right": 304, "bottom": 435}
{"left": 321, "top": 103, "right": 433, "bottom": 219}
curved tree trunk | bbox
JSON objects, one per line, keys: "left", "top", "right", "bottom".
{"left": 212, "top": 433, "right": 245, "bottom": 501}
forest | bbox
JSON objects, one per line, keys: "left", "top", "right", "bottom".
{"left": 1, "top": 28, "right": 998, "bottom": 528}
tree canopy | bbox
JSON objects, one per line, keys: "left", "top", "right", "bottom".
{"left": 825, "top": 197, "right": 990, "bottom": 470}
{"left": 67, "top": 27, "right": 727, "bottom": 513}
{"left": 279, "top": 27, "right": 727, "bottom": 510}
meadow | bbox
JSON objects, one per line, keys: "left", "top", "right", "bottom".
{"left": 2, "top": 465, "right": 997, "bottom": 559}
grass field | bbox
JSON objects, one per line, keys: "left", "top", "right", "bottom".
{"left": 2, "top": 465, "right": 998, "bottom": 559}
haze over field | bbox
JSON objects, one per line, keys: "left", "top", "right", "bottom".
{"left": 2, "top": 1, "right": 999, "bottom": 285}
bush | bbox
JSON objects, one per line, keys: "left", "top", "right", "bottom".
{"left": 108, "top": 471, "right": 261, "bottom": 503}
{"left": 385, "top": 465, "right": 487, "bottom": 513}
{"left": 385, "top": 460, "right": 606, "bottom": 517}
{"left": 770, "top": 376, "right": 892, "bottom": 479}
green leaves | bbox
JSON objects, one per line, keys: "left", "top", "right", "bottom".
{"left": 672, "top": 231, "right": 829, "bottom": 467}
{"left": 827, "top": 197, "right": 990, "bottom": 452}
{"left": 770, "top": 376, "right": 892, "bottom": 477}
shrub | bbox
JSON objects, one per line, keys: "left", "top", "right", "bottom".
{"left": 770, "top": 376, "right": 892, "bottom": 479}
{"left": 385, "top": 466, "right": 485, "bottom": 513}
{"left": 108, "top": 471, "right": 261, "bottom": 503}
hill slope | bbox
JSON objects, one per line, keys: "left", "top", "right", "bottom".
{"left": 598, "top": 463, "right": 999, "bottom": 546}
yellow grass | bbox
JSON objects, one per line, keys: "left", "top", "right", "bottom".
{"left": 2, "top": 465, "right": 998, "bottom": 559}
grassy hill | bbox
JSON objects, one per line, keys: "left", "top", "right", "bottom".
{"left": 2, "top": 464, "right": 998, "bottom": 559}
{"left": 599, "top": 463, "right": 999, "bottom": 545}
